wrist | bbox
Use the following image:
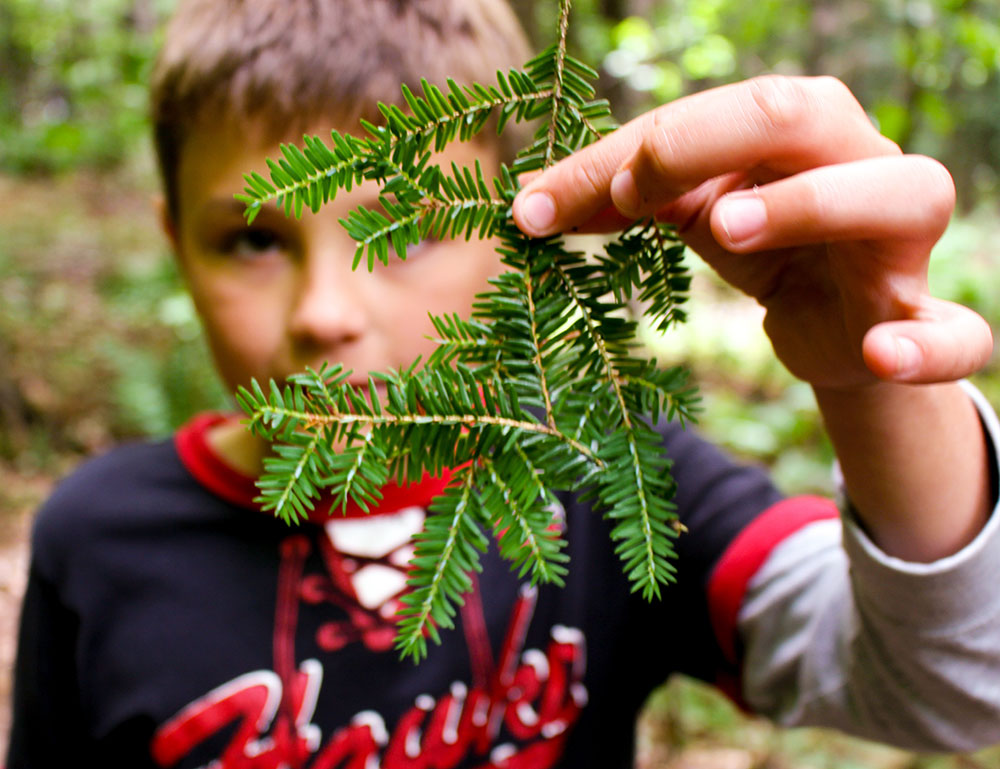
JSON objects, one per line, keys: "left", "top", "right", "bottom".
{"left": 815, "top": 379, "right": 991, "bottom": 562}
{"left": 811, "top": 378, "right": 924, "bottom": 412}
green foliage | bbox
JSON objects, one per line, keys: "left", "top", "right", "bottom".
{"left": 0, "top": 0, "right": 173, "bottom": 173}
{"left": 236, "top": 0, "right": 699, "bottom": 661}
{"left": 0, "top": 171, "right": 229, "bottom": 472}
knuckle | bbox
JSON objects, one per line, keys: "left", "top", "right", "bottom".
{"left": 812, "top": 76, "right": 900, "bottom": 151}
{"left": 911, "top": 155, "right": 956, "bottom": 227}
{"left": 745, "top": 75, "right": 883, "bottom": 148}
{"left": 812, "top": 75, "right": 858, "bottom": 107}
{"left": 569, "top": 158, "right": 607, "bottom": 202}
{"left": 745, "top": 74, "right": 812, "bottom": 134}
{"left": 800, "top": 173, "right": 836, "bottom": 223}
{"left": 811, "top": 76, "right": 871, "bottom": 125}
{"left": 877, "top": 135, "right": 905, "bottom": 157}
{"left": 645, "top": 110, "right": 685, "bottom": 176}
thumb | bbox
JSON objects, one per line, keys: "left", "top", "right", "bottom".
{"left": 863, "top": 298, "right": 994, "bottom": 384}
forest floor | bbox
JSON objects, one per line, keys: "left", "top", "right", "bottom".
{"left": 3, "top": 169, "right": 1000, "bottom": 767}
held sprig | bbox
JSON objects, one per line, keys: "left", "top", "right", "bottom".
{"left": 235, "top": 0, "right": 698, "bottom": 661}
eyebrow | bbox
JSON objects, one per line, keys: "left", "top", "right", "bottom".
{"left": 202, "top": 197, "right": 266, "bottom": 218}
{"left": 195, "top": 197, "right": 291, "bottom": 231}
{"left": 197, "top": 189, "right": 384, "bottom": 225}
{"left": 187, "top": 198, "right": 280, "bottom": 241}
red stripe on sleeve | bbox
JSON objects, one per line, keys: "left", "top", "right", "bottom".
{"left": 707, "top": 495, "right": 840, "bottom": 665}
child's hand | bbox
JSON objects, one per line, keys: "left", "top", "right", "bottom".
{"left": 512, "top": 75, "right": 993, "bottom": 390}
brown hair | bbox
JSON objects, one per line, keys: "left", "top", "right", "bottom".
{"left": 151, "top": 0, "right": 531, "bottom": 220}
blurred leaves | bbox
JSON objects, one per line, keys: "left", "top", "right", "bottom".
{"left": 0, "top": 0, "right": 173, "bottom": 173}
{"left": 0, "top": 171, "right": 228, "bottom": 471}
{"left": 638, "top": 675, "right": 1000, "bottom": 769}
{"left": 4, "top": 0, "right": 1000, "bottom": 205}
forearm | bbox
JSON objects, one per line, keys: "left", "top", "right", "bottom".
{"left": 814, "top": 380, "right": 992, "bottom": 562}
{"left": 739, "top": 487, "right": 1000, "bottom": 752}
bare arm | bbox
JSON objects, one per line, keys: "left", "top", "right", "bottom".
{"left": 815, "top": 381, "right": 990, "bottom": 561}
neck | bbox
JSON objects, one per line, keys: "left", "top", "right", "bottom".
{"left": 206, "top": 418, "right": 270, "bottom": 477}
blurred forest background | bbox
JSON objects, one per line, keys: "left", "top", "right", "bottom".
{"left": 2, "top": 0, "right": 1000, "bottom": 766}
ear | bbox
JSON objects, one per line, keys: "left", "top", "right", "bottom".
{"left": 154, "top": 194, "right": 180, "bottom": 252}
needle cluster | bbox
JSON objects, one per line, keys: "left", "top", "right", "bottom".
{"left": 235, "top": 0, "right": 698, "bottom": 661}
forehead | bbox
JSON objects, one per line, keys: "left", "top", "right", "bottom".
{"left": 176, "top": 118, "right": 281, "bottom": 223}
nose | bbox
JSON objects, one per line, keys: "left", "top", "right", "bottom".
{"left": 288, "top": 246, "right": 368, "bottom": 354}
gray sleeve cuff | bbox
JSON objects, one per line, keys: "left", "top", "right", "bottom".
{"left": 741, "top": 380, "right": 1000, "bottom": 751}
{"left": 841, "top": 380, "right": 1000, "bottom": 629}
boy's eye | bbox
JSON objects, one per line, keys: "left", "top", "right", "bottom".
{"left": 394, "top": 236, "right": 438, "bottom": 263}
{"left": 221, "top": 227, "right": 285, "bottom": 260}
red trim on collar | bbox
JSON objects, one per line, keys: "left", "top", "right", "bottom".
{"left": 707, "top": 495, "right": 840, "bottom": 665}
{"left": 174, "top": 412, "right": 451, "bottom": 519}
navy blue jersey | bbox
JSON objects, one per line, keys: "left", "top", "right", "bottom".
{"left": 9, "top": 412, "right": 833, "bottom": 768}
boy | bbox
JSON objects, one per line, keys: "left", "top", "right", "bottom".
{"left": 9, "top": 0, "right": 1000, "bottom": 766}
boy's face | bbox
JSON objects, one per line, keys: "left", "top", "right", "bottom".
{"left": 168, "top": 121, "right": 505, "bottom": 395}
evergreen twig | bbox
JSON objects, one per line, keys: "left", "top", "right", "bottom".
{"left": 235, "top": 0, "right": 699, "bottom": 660}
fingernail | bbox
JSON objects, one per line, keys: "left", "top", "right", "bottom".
{"left": 611, "top": 168, "right": 640, "bottom": 216}
{"left": 719, "top": 196, "right": 767, "bottom": 243}
{"left": 895, "top": 336, "right": 921, "bottom": 377}
{"left": 519, "top": 191, "right": 557, "bottom": 235}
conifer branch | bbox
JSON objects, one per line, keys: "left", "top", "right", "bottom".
{"left": 544, "top": 0, "right": 573, "bottom": 168}
{"left": 332, "top": 432, "right": 381, "bottom": 514}
{"left": 524, "top": 267, "right": 558, "bottom": 429}
{"left": 384, "top": 78, "right": 550, "bottom": 150}
{"left": 551, "top": 259, "right": 632, "bottom": 428}
{"left": 550, "top": 251, "right": 667, "bottom": 598}
{"left": 479, "top": 456, "right": 567, "bottom": 586}
{"left": 255, "top": 429, "right": 326, "bottom": 525}
{"left": 247, "top": 400, "right": 601, "bottom": 465}
{"left": 394, "top": 469, "right": 484, "bottom": 659}
{"left": 235, "top": 0, "right": 697, "bottom": 660}
{"left": 625, "top": 430, "right": 658, "bottom": 595}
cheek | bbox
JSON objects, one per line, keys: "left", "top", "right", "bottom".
{"left": 434, "top": 240, "right": 502, "bottom": 301}
{"left": 402, "top": 241, "right": 500, "bottom": 308}
{"left": 391, "top": 242, "right": 503, "bottom": 356}
{"left": 190, "top": 278, "right": 289, "bottom": 389}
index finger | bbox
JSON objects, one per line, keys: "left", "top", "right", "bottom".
{"left": 512, "top": 75, "right": 896, "bottom": 237}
